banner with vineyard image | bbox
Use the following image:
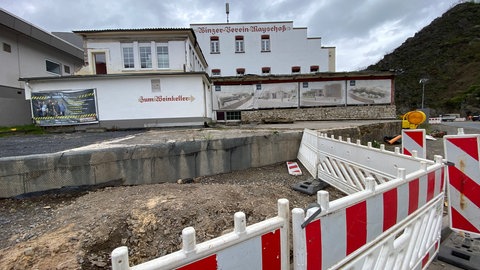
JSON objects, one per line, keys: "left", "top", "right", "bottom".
{"left": 31, "top": 89, "right": 98, "bottom": 126}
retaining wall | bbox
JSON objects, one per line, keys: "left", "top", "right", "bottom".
{"left": 0, "top": 121, "right": 401, "bottom": 198}
{"left": 241, "top": 105, "right": 397, "bottom": 122}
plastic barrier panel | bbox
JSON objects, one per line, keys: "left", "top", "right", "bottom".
{"left": 297, "top": 129, "right": 319, "bottom": 178}
{"left": 312, "top": 131, "right": 433, "bottom": 195}
{"left": 292, "top": 156, "right": 445, "bottom": 270}
{"left": 444, "top": 133, "right": 480, "bottom": 237}
{"left": 402, "top": 129, "right": 426, "bottom": 159}
{"left": 111, "top": 199, "right": 290, "bottom": 270}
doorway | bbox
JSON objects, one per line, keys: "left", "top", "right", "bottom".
{"left": 93, "top": 53, "right": 107, "bottom": 74}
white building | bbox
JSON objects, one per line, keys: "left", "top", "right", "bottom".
{"left": 0, "top": 8, "right": 84, "bottom": 126}
{"left": 191, "top": 21, "right": 335, "bottom": 76}
{"left": 23, "top": 29, "right": 213, "bottom": 129}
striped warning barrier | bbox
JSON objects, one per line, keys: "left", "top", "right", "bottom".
{"left": 292, "top": 156, "right": 445, "bottom": 270}
{"left": 287, "top": 161, "right": 302, "bottom": 176}
{"left": 444, "top": 133, "right": 480, "bottom": 237}
{"left": 402, "top": 129, "right": 426, "bottom": 158}
{"left": 111, "top": 199, "right": 290, "bottom": 270}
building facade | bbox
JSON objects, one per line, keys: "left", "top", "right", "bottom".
{"left": 0, "top": 8, "right": 84, "bottom": 126}
{"left": 191, "top": 21, "right": 335, "bottom": 77}
{"left": 23, "top": 29, "right": 213, "bottom": 129}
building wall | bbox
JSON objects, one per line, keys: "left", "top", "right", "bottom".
{"left": 191, "top": 21, "right": 333, "bottom": 76}
{"left": 25, "top": 74, "right": 212, "bottom": 128}
{"left": 0, "top": 24, "right": 84, "bottom": 126}
{"left": 80, "top": 38, "right": 206, "bottom": 75}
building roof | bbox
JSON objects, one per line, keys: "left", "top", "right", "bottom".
{"left": 0, "top": 8, "right": 83, "bottom": 59}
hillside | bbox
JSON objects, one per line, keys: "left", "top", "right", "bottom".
{"left": 366, "top": 2, "right": 480, "bottom": 117}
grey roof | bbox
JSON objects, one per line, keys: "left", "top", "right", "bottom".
{"left": 0, "top": 8, "right": 83, "bottom": 59}
{"left": 52, "top": 32, "right": 84, "bottom": 49}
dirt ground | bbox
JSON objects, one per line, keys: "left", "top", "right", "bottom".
{"left": 0, "top": 123, "right": 476, "bottom": 269}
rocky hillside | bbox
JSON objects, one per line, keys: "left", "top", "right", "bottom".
{"left": 366, "top": 2, "right": 480, "bottom": 117}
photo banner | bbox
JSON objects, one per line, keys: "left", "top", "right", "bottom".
{"left": 31, "top": 89, "right": 98, "bottom": 126}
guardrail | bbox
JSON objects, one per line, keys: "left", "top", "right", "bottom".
{"left": 111, "top": 199, "right": 290, "bottom": 270}
{"left": 292, "top": 155, "right": 445, "bottom": 269}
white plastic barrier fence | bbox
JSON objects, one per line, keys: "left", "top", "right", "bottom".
{"left": 307, "top": 129, "right": 431, "bottom": 195}
{"left": 292, "top": 156, "right": 445, "bottom": 270}
{"left": 111, "top": 199, "right": 290, "bottom": 270}
{"left": 297, "top": 129, "right": 319, "bottom": 178}
{"left": 402, "top": 129, "right": 426, "bottom": 159}
{"left": 444, "top": 130, "right": 480, "bottom": 237}
{"left": 428, "top": 118, "right": 442, "bottom": 124}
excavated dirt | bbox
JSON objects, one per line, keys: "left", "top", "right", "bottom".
{"left": 0, "top": 162, "right": 344, "bottom": 269}
{"left": 0, "top": 123, "right": 475, "bottom": 269}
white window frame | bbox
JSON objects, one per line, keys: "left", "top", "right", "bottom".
{"left": 235, "top": 36, "right": 244, "bottom": 53}
{"left": 261, "top": 36, "right": 270, "bottom": 52}
{"left": 210, "top": 38, "right": 220, "bottom": 54}
{"left": 121, "top": 43, "right": 135, "bottom": 69}
{"left": 156, "top": 43, "right": 169, "bottom": 69}
{"left": 139, "top": 43, "right": 152, "bottom": 69}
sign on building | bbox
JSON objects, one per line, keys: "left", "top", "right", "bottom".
{"left": 31, "top": 89, "right": 98, "bottom": 126}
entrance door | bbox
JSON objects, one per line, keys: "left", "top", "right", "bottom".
{"left": 94, "top": 53, "right": 107, "bottom": 74}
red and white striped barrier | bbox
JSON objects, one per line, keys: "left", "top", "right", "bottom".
{"left": 112, "top": 199, "right": 290, "bottom": 270}
{"left": 402, "top": 129, "right": 426, "bottom": 158}
{"left": 287, "top": 161, "right": 302, "bottom": 176}
{"left": 428, "top": 117, "right": 442, "bottom": 124}
{"left": 292, "top": 156, "right": 445, "bottom": 269}
{"left": 444, "top": 132, "right": 480, "bottom": 237}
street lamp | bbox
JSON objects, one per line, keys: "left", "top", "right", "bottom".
{"left": 419, "top": 78, "right": 429, "bottom": 109}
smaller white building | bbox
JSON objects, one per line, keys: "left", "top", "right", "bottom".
{"left": 23, "top": 29, "right": 213, "bottom": 129}
{"left": 191, "top": 21, "right": 335, "bottom": 76}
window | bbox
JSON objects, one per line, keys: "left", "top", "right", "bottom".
{"left": 3, "top": 42, "right": 11, "bottom": 53}
{"left": 46, "top": 60, "right": 61, "bottom": 75}
{"left": 156, "top": 44, "right": 169, "bottom": 68}
{"left": 236, "top": 68, "right": 245, "bottom": 76}
{"left": 303, "top": 82, "right": 309, "bottom": 88}
{"left": 261, "top": 35, "right": 270, "bottom": 52}
{"left": 215, "top": 85, "right": 221, "bottom": 91}
{"left": 262, "top": 67, "right": 271, "bottom": 75}
{"left": 64, "top": 65, "right": 71, "bottom": 74}
{"left": 235, "top": 36, "right": 244, "bottom": 53}
{"left": 210, "top": 36, "right": 220, "bottom": 53}
{"left": 292, "top": 66, "right": 301, "bottom": 74}
{"left": 350, "top": 80, "right": 356, "bottom": 86}
{"left": 310, "top": 65, "right": 319, "bottom": 72}
{"left": 256, "top": 84, "right": 262, "bottom": 90}
{"left": 139, "top": 44, "right": 152, "bottom": 68}
{"left": 226, "top": 111, "right": 241, "bottom": 120}
{"left": 212, "top": 69, "right": 221, "bottom": 76}
{"left": 122, "top": 44, "right": 134, "bottom": 68}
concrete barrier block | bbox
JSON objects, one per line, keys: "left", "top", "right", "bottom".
{"left": 196, "top": 149, "right": 231, "bottom": 176}
{"left": 152, "top": 154, "right": 196, "bottom": 182}
{"left": 0, "top": 175, "right": 25, "bottom": 198}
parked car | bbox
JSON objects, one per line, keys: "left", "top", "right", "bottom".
{"left": 441, "top": 114, "right": 460, "bottom": 122}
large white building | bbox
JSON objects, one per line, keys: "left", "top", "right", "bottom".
{"left": 0, "top": 8, "right": 84, "bottom": 126}
{"left": 23, "top": 29, "right": 213, "bottom": 129}
{"left": 191, "top": 21, "right": 335, "bottom": 76}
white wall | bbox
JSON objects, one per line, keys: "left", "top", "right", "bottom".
{"left": 25, "top": 74, "right": 211, "bottom": 122}
{"left": 192, "top": 22, "right": 332, "bottom": 76}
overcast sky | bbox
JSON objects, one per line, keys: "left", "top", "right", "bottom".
{"left": 2, "top": 0, "right": 461, "bottom": 71}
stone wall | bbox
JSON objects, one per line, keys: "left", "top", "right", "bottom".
{"left": 241, "top": 105, "right": 397, "bottom": 123}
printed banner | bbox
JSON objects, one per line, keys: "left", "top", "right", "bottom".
{"left": 31, "top": 89, "right": 98, "bottom": 126}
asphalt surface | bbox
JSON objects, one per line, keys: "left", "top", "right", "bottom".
{"left": 0, "top": 120, "right": 398, "bottom": 158}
